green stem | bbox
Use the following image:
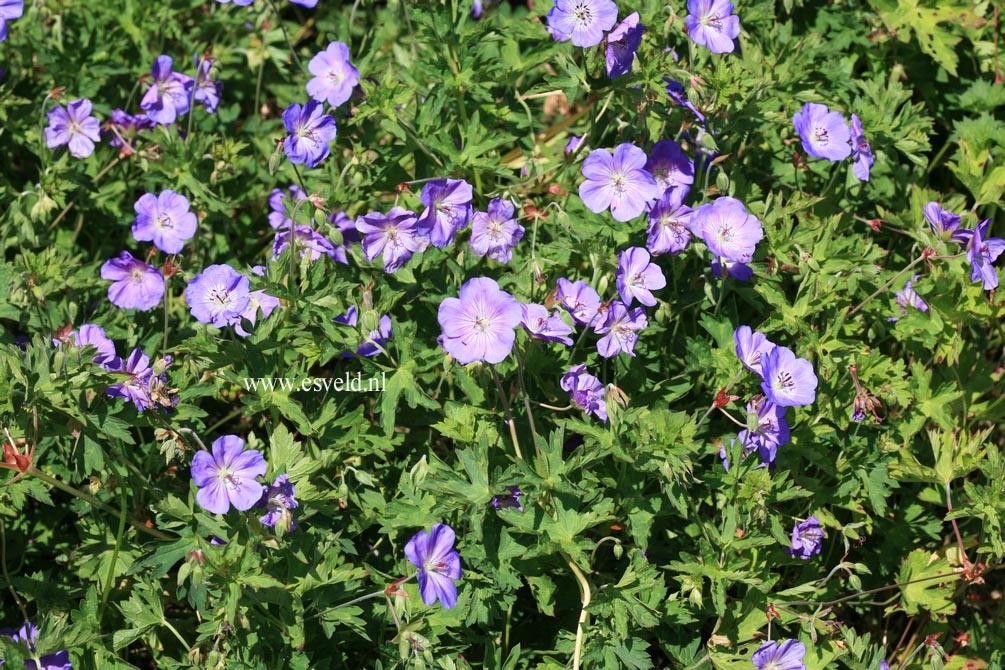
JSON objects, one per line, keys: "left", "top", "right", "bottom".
{"left": 98, "top": 488, "right": 129, "bottom": 624}
{"left": 490, "top": 367, "right": 523, "bottom": 461}
{"left": 564, "top": 553, "right": 592, "bottom": 670}
{"left": 848, "top": 255, "right": 925, "bottom": 315}
{"left": 27, "top": 466, "right": 174, "bottom": 541}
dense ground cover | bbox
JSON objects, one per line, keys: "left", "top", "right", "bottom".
{"left": 1, "top": 0, "right": 1004, "bottom": 668}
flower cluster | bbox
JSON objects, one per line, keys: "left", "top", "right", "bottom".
{"left": 924, "top": 201, "right": 1002, "bottom": 290}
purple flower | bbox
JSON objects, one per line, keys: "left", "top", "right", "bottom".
{"left": 565, "top": 136, "right": 584, "bottom": 154}
{"left": 594, "top": 301, "right": 647, "bottom": 358}
{"left": 132, "top": 190, "right": 198, "bottom": 254}
{"left": 272, "top": 225, "right": 346, "bottom": 264}
{"left": 1, "top": 622, "right": 71, "bottom": 670}
{"left": 184, "top": 264, "right": 251, "bottom": 327}
{"left": 647, "top": 187, "right": 694, "bottom": 256}
{"left": 106, "top": 348, "right": 156, "bottom": 411}
{"left": 470, "top": 198, "right": 525, "bottom": 263}
{"left": 268, "top": 185, "right": 307, "bottom": 229}
{"left": 787, "top": 517, "right": 824, "bottom": 560}
{"left": 282, "top": 100, "right": 337, "bottom": 168}
{"left": 258, "top": 473, "right": 298, "bottom": 532}
{"left": 752, "top": 639, "right": 807, "bottom": 670}
{"left": 546, "top": 0, "right": 618, "bottom": 48}
{"left": 561, "top": 365, "right": 608, "bottom": 422}
{"left": 492, "top": 486, "right": 524, "bottom": 512}
{"left": 923, "top": 202, "right": 972, "bottom": 245}
{"left": 234, "top": 290, "right": 282, "bottom": 337}
{"left": 616, "top": 247, "right": 666, "bottom": 307}
{"left": 967, "top": 218, "right": 1005, "bottom": 290}
{"left": 356, "top": 207, "right": 428, "bottom": 272}
{"left": 0, "top": 0, "right": 24, "bottom": 43}
{"left": 760, "top": 346, "right": 817, "bottom": 407}
{"left": 44, "top": 99, "right": 101, "bottom": 159}
{"left": 850, "top": 114, "right": 873, "bottom": 182}
{"left": 216, "top": 0, "right": 254, "bottom": 4}
{"left": 193, "top": 54, "right": 222, "bottom": 114}
{"left": 664, "top": 78, "right": 705, "bottom": 123}
{"left": 306, "top": 41, "right": 360, "bottom": 107}
{"left": 738, "top": 398, "right": 789, "bottom": 467}
{"left": 685, "top": 0, "right": 741, "bottom": 54}
{"left": 646, "top": 140, "right": 694, "bottom": 197}
{"left": 106, "top": 109, "right": 155, "bottom": 152}
{"left": 521, "top": 303, "right": 574, "bottom": 345}
{"left": 693, "top": 197, "right": 763, "bottom": 263}
{"left": 887, "top": 275, "right": 928, "bottom": 322}
{"left": 101, "top": 252, "right": 165, "bottom": 311}
{"left": 190, "top": 435, "right": 267, "bottom": 515}
{"left": 606, "top": 12, "right": 644, "bottom": 78}
{"left": 792, "top": 102, "right": 851, "bottom": 162}
{"left": 580, "top": 144, "right": 660, "bottom": 222}
{"left": 438, "top": 277, "right": 522, "bottom": 365}
{"left": 711, "top": 257, "right": 753, "bottom": 280}
{"left": 55, "top": 324, "right": 118, "bottom": 368}
{"left": 880, "top": 661, "right": 890, "bottom": 670}
{"left": 416, "top": 178, "right": 474, "bottom": 247}
{"left": 334, "top": 305, "right": 393, "bottom": 357}
{"left": 140, "top": 55, "right": 195, "bottom": 125}
{"left": 289, "top": 0, "right": 318, "bottom": 6}
{"left": 405, "top": 523, "right": 463, "bottom": 609}
{"left": 555, "top": 278, "right": 601, "bottom": 325}
{"left": 734, "top": 325, "right": 776, "bottom": 377}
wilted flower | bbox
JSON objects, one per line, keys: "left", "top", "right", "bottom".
{"left": 546, "top": 0, "right": 618, "bottom": 48}
{"left": 470, "top": 198, "right": 525, "bottom": 263}
{"left": 405, "top": 523, "right": 463, "bottom": 608}
{"left": 849, "top": 365, "right": 883, "bottom": 423}
{"left": 792, "top": 102, "right": 851, "bottom": 162}
{"left": 416, "top": 178, "right": 474, "bottom": 247}
{"left": 752, "top": 639, "right": 807, "bottom": 670}
{"left": 282, "top": 100, "right": 337, "bottom": 167}
{"left": 664, "top": 78, "right": 705, "bottom": 123}
{"left": 190, "top": 435, "right": 267, "bottom": 514}
{"left": 132, "top": 190, "right": 198, "bottom": 254}
{"left": 106, "top": 348, "right": 162, "bottom": 411}
{"left": 438, "top": 277, "right": 522, "bottom": 364}
{"left": 44, "top": 99, "right": 102, "bottom": 159}
{"left": 193, "top": 54, "right": 222, "bottom": 113}
{"left": 579, "top": 144, "right": 660, "bottom": 222}
{"left": 185, "top": 264, "right": 252, "bottom": 327}
{"left": 760, "top": 346, "right": 817, "bottom": 407}
{"left": 306, "top": 41, "right": 360, "bottom": 108}
{"left": 685, "top": 0, "right": 741, "bottom": 54}
{"left": 788, "top": 517, "right": 824, "bottom": 560}
{"left": 606, "top": 12, "right": 644, "bottom": 79}
{"left": 594, "top": 301, "right": 647, "bottom": 358}
{"left": 101, "top": 251, "right": 166, "bottom": 311}
{"left": 140, "top": 55, "right": 195, "bottom": 125}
